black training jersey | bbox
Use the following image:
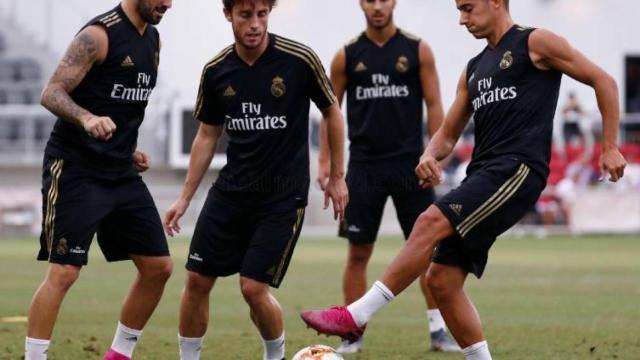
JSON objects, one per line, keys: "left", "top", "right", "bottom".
{"left": 466, "top": 25, "right": 562, "bottom": 180}
{"left": 195, "top": 34, "right": 336, "bottom": 203}
{"left": 344, "top": 29, "right": 424, "bottom": 161}
{"left": 45, "top": 4, "right": 159, "bottom": 169}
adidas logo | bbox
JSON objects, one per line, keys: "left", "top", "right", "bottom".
{"left": 121, "top": 56, "right": 135, "bottom": 67}
{"left": 223, "top": 85, "right": 236, "bottom": 96}
{"left": 355, "top": 62, "right": 367, "bottom": 72}
{"left": 449, "top": 204, "right": 463, "bottom": 216}
{"left": 347, "top": 225, "right": 361, "bottom": 233}
{"left": 468, "top": 72, "right": 476, "bottom": 84}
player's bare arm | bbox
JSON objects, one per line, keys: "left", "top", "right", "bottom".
{"left": 418, "top": 40, "right": 445, "bottom": 138}
{"left": 528, "top": 29, "right": 626, "bottom": 182}
{"left": 164, "top": 123, "right": 223, "bottom": 236}
{"left": 40, "top": 25, "right": 116, "bottom": 141}
{"left": 318, "top": 48, "right": 348, "bottom": 190}
{"left": 416, "top": 68, "right": 472, "bottom": 187}
{"left": 321, "top": 102, "right": 349, "bottom": 221}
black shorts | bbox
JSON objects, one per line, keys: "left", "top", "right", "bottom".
{"left": 186, "top": 188, "right": 306, "bottom": 288}
{"left": 433, "top": 160, "right": 545, "bottom": 278}
{"left": 339, "top": 158, "right": 435, "bottom": 244}
{"left": 38, "top": 156, "right": 169, "bottom": 266}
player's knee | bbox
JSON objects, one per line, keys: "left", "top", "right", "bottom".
{"left": 184, "top": 272, "right": 215, "bottom": 296}
{"left": 48, "top": 265, "right": 80, "bottom": 290}
{"left": 347, "top": 244, "right": 373, "bottom": 267}
{"left": 411, "top": 207, "right": 451, "bottom": 243}
{"left": 155, "top": 258, "right": 174, "bottom": 283}
{"left": 239, "top": 278, "right": 268, "bottom": 306}
{"left": 425, "top": 266, "right": 453, "bottom": 297}
{"left": 141, "top": 257, "right": 173, "bottom": 284}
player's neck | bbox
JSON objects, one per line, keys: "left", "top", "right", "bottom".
{"left": 121, "top": 0, "right": 148, "bottom": 35}
{"left": 365, "top": 23, "right": 397, "bottom": 47}
{"left": 486, "top": 17, "right": 514, "bottom": 48}
{"left": 235, "top": 35, "right": 270, "bottom": 66}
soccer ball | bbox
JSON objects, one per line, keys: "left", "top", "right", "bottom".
{"left": 292, "top": 345, "right": 344, "bottom": 360}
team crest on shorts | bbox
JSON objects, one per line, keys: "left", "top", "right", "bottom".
{"left": 500, "top": 51, "right": 514, "bottom": 70}
{"left": 271, "top": 76, "right": 286, "bottom": 98}
{"left": 396, "top": 55, "right": 409, "bottom": 73}
{"left": 57, "top": 238, "right": 68, "bottom": 256}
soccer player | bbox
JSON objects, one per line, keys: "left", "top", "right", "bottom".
{"left": 301, "top": 1, "right": 627, "bottom": 359}
{"left": 162, "top": 1, "right": 348, "bottom": 359}
{"left": 26, "top": 1, "right": 173, "bottom": 360}
{"left": 316, "top": 0, "right": 458, "bottom": 353}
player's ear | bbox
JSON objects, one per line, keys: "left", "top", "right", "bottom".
{"left": 223, "top": 8, "right": 232, "bottom": 22}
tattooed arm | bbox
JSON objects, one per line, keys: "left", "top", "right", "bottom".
{"left": 40, "top": 25, "right": 117, "bottom": 141}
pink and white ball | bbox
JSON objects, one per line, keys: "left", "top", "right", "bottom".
{"left": 292, "top": 345, "right": 344, "bottom": 360}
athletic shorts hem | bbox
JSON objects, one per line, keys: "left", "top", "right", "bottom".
{"left": 45, "top": 257, "right": 87, "bottom": 267}
{"left": 185, "top": 263, "right": 236, "bottom": 278}
{"left": 239, "top": 271, "right": 281, "bottom": 288}
{"left": 105, "top": 249, "right": 171, "bottom": 262}
{"left": 433, "top": 201, "right": 463, "bottom": 237}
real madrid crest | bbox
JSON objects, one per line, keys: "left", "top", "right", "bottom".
{"left": 271, "top": 76, "right": 286, "bottom": 98}
{"left": 57, "top": 238, "right": 68, "bottom": 256}
{"left": 500, "top": 51, "right": 513, "bottom": 70}
{"left": 396, "top": 55, "right": 409, "bottom": 73}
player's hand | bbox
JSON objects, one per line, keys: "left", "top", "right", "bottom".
{"left": 324, "top": 176, "right": 349, "bottom": 221}
{"left": 133, "top": 150, "right": 151, "bottom": 172}
{"left": 316, "top": 159, "right": 330, "bottom": 191}
{"left": 599, "top": 147, "right": 626, "bottom": 182}
{"left": 82, "top": 115, "right": 116, "bottom": 141}
{"left": 415, "top": 154, "right": 443, "bottom": 188}
{"left": 163, "top": 198, "right": 189, "bottom": 237}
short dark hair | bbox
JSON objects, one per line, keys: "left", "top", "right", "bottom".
{"left": 222, "top": 0, "right": 277, "bottom": 11}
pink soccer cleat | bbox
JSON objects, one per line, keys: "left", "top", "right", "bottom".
{"left": 102, "top": 349, "right": 131, "bottom": 360}
{"left": 300, "top": 305, "right": 366, "bottom": 342}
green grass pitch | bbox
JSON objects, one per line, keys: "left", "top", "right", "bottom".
{"left": 1, "top": 235, "right": 639, "bottom": 359}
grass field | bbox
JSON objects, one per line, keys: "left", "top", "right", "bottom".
{"left": 1, "top": 235, "right": 639, "bottom": 359}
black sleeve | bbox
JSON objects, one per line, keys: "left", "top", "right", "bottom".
{"left": 305, "top": 49, "right": 337, "bottom": 111}
{"left": 193, "top": 67, "right": 224, "bottom": 125}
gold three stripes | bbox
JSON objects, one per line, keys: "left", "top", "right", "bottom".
{"left": 457, "top": 164, "right": 530, "bottom": 237}
{"left": 273, "top": 208, "right": 305, "bottom": 286}
{"left": 194, "top": 45, "right": 234, "bottom": 119}
{"left": 44, "top": 159, "right": 64, "bottom": 258}
{"left": 100, "top": 12, "right": 122, "bottom": 27}
{"left": 274, "top": 37, "right": 337, "bottom": 105}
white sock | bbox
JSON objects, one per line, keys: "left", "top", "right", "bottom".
{"left": 25, "top": 337, "right": 50, "bottom": 360}
{"left": 179, "top": 335, "right": 204, "bottom": 360}
{"left": 427, "top": 309, "right": 446, "bottom": 332}
{"left": 110, "top": 322, "right": 143, "bottom": 358}
{"left": 263, "top": 332, "right": 285, "bottom": 360}
{"left": 463, "top": 341, "right": 492, "bottom": 360}
{"left": 346, "top": 281, "right": 395, "bottom": 327}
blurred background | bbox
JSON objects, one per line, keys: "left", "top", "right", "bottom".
{"left": 0, "top": 0, "right": 639, "bottom": 238}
